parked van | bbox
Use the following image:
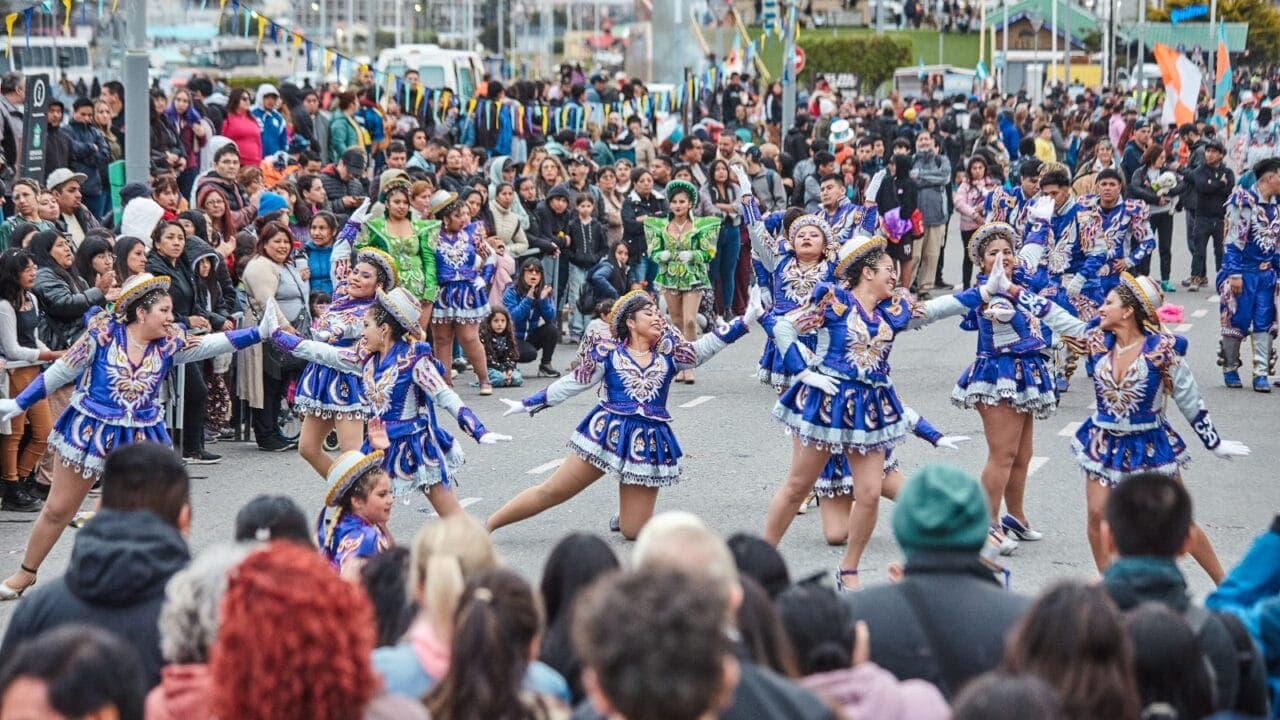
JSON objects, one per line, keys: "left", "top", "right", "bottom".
{"left": 375, "top": 44, "right": 485, "bottom": 96}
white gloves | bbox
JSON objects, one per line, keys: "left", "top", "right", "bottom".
{"left": 0, "top": 398, "right": 19, "bottom": 422}
{"left": 864, "top": 169, "right": 887, "bottom": 205}
{"left": 479, "top": 432, "right": 512, "bottom": 445}
{"left": 500, "top": 398, "right": 531, "bottom": 417}
{"left": 935, "top": 435, "right": 971, "bottom": 450}
{"left": 743, "top": 286, "right": 765, "bottom": 325}
{"left": 1029, "top": 196, "right": 1054, "bottom": 222}
{"left": 796, "top": 370, "right": 839, "bottom": 395}
{"left": 1065, "top": 274, "right": 1085, "bottom": 299}
{"left": 653, "top": 251, "right": 672, "bottom": 263}
{"left": 349, "top": 198, "right": 373, "bottom": 225}
{"left": 1212, "top": 440, "right": 1251, "bottom": 459}
{"left": 258, "top": 298, "right": 281, "bottom": 337}
{"left": 982, "top": 298, "right": 1016, "bottom": 323}
{"left": 677, "top": 251, "right": 693, "bottom": 263}
{"left": 980, "top": 256, "right": 1011, "bottom": 301}
{"left": 472, "top": 277, "right": 487, "bottom": 292}
{"left": 731, "top": 165, "right": 753, "bottom": 197}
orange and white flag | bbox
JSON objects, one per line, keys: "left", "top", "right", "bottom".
{"left": 1154, "top": 43, "right": 1202, "bottom": 126}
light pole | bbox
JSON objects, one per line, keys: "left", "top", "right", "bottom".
{"left": 781, "top": 0, "right": 796, "bottom": 138}
{"left": 123, "top": 0, "right": 147, "bottom": 184}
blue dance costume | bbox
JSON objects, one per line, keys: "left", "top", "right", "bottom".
{"left": 318, "top": 511, "right": 390, "bottom": 570}
{"left": 294, "top": 290, "right": 375, "bottom": 421}
{"left": 772, "top": 285, "right": 981, "bottom": 453}
{"left": 432, "top": 222, "right": 496, "bottom": 325}
{"left": 823, "top": 198, "right": 879, "bottom": 242}
{"left": 1015, "top": 290, "right": 1226, "bottom": 487}
{"left": 275, "top": 334, "right": 489, "bottom": 495}
{"left": 984, "top": 185, "right": 1034, "bottom": 234}
{"left": 953, "top": 275, "right": 1057, "bottom": 418}
{"left": 814, "top": 407, "right": 946, "bottom": 497}
{"left": 1216, "top": 187, "right": 1280, "bottom": 381}
{"left": 520, "top": 319, "right": 752, "bottom": 486}
{"left": 11, "top": 311, "right": 263, "bottom": 476}
{"left": 1078, "top": 195, "right": 1155, "bottom": 305}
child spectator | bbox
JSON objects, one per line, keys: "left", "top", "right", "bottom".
{"left": 565, "top": 193, "right": 607, "bottom": 341}
{"left": 308, "top": 291, "right": 331, "bottom": 333}
{"left": 480, "top": 307, "right": 523, "bottom": 388}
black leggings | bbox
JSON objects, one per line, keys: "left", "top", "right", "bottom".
{"left": 253, "top": 370, "right": 289, "bottom": 446}
{"left": 518, "top": 323, "right": 559, "bottom": 365}
{"left": 182, "top": 363, "right": 207, "bottom": 454}
{"left": 959, "top": 228, "right": 977, "bottom": 288}
{"left": 1136, "top": 212, "right": 1174, "bottom": 281}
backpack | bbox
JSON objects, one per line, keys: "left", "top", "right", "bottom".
{"left": 1184, "top": 604, "right": 1268, "bottom": 714}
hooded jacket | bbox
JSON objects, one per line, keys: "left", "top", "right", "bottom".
{"left": 183, "top": 235, "right": 239, "bottom": 327}
{"left": 251, "top": 84, "right": 289, "bottom": 157}
{"left": 0, "top": 509, "right": 191, "bottom": 688}
{"left": 147, "top": 246, "right": 204, "bottom": 323}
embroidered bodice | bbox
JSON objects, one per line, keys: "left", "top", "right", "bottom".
{"left": 14, "top": 310, "right": 261, "bottom": 424}
{"left": 1224, "top": 188, "right": 1280, "bottom": 274}
{"left": 824, "top": 199, "right": 878, "bottom": 242}
{"left": 960, "top": 282, "right": 1048, "bottom": 357}
{"left": 984, "top": 186, "right": 1033, "bottom": 233}
{"left": 521, "top": 319, "right": 751, "bottom": 418}
{"left": 313, "top": 294, "right": 375, "bottom": 347}
{"left": 435, "top": 222, "right": 496, "bottom": 284}
{"left": 1081, "top": 195, "right": 1155, "bottom": 277}
{"left": 319, "top": 511, "right": 390, "bottom": 569}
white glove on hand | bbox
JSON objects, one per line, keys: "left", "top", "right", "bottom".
{"left": 0, "top": 398, "right": 19, "bottom": 422}
{"left": 473, "top": 276, "right": 487, "bottom": 292}
{"left": 1029, "top": 196, "right": 1054, "bottom": 222}
{"left": 743, "top": 285, "right": 765, "bottom": 325}
{"left": 935, "top": 435, "right": 971, "bottom": 450}
{"left": 500, "top": 398, "right": 531, "bottom": 417}
{"left": 981, "top": 256, "right": 1011, "bottom": 301}
{"left": 1212, "top": 440, "right": 1250, "bottom": 459}
{"left": 349, "top": 198, "right": 373, "bottom": 225}
{"left": 731, "top": 165, "right": 753, "bottom": 197}
{"left": 796, "top": 370, "right": 839, "bottom": 395}
{"left": 479, "top": 432, "right": 512, "bottom": 445}
{"left": 983, "top": 298, "right": 1016, "bottom": 323}
{"left": 258, "top": 298, "right": 281, "bottom": 337}
{"left": 1065, "top": 274, "right": 1085, "bottom": 299}
{"left": 864, "top": 169, "right": 887, "bottom": 205}
{"left": 654, "top": 251, "right": 672, "bottom": 263}
{"left": 677, "top": 251, "right": 693, "bottom": 263}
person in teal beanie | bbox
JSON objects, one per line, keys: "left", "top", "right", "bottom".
{"left": 843, "top": 464, "right": 1030, "bottom": 700}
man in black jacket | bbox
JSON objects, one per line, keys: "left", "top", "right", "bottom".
{"left": 843, "top": 464, "right": 1030, "bottom": 699}
{"left": 1101, "top": 472, "right": 1269, "bottom": 716}
{"left": 319, "top": 148, "right": 370, "bottom": 221}
{"left": 1186, "top": 139, "right": 1234, "bottom": 291}
{"left": 42, "top": 100, "right": 71, "bottom": 179}
{"left": 0, "top": 443, "right": 192, "bottom": 689}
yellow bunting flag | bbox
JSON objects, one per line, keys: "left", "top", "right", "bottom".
{"left": 62, "top": 0, "right": 70, "bottom": 34}
{"left": 256, "top": 15, "right": 266, "bottom": 49}
{"left": 4, "top": 13, "right": 15, "bottom": 54}
{"left": 323, "top": 48, "right": 333, "bottom": 75}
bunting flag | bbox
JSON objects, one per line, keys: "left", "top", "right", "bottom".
{"left": 22, "top": 7, "right": 31, "bottom": 48}
{"left": 255, "top": 13, "right": 266, "bottom": 50}
{"left": 4, "top": 13, "right": 16, "bottom": 53}
{"left": 1213, "top": 21, "right": 1231, "bottom": 129}
{"left": 917, "top": 56, "right": 926, "bottom": 80}
{"left": 975, "top": 59, "right": 989, "bottom": 81}
{"left": 1154, "top": 42, "right": 1201, "bottom": 126}
{"left": 61, "top": 0, "right": 69, "bottom": 35}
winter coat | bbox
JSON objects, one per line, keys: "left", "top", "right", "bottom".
{"left": 503, "top": 283, "right": 557, "bottom": 340}
{"left": 621, "top": 189, "right": 666, "bottom": 260}
{"left": 33, "top": 266, "right": 107, "bottom": 350}
{"left": 183, "top": 235, "right": 240, "bottom": 328}
{"left": 0, "top": 509, "right": 191, "bottom": 688}
{"left": 252, "top": 85, "right": 288, "bottom": 157}
{"left": 63, "top": 120, "right": 111, "bottom": 198}
{"left": 1206, "top": 517, "right": 1280, "bottom": 715}
{"left": 319, "top": 165, "right": 369, "bottom": 219}
{"left": 146, "top": 250, "right": 204, "bottom": 324}
{"left": 490, "top": 199, "right": 530, "bottom": 257}
{"left": 911, "top": 152, "right": 951, "bottom": 226}
{"left": 328, "top": 112, "right": 362, "bottom": 164}
{"left": 566, "top": 217, "right": 607, "bottom": 270}
{"left": 842, "top": 551, "right": 1030, "bottom": 699}
{"left": 221, "top": 111, "right": 263, "bottom": 166}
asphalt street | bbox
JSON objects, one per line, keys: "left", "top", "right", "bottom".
{"left": 2, "top": 218, "right": 1277, "bottom": 631}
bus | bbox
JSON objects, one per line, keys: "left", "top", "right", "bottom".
{"left": 0, "top": 33, "right": 94, "bottom": 85}
{"left": 374, "top": 45, "right": 485, "bottom": 97}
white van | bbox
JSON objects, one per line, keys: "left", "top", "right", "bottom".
{"left": 374, "top": 45, "right": 485, "bottom": 97}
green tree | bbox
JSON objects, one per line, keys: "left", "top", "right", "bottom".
{"left": 796, "top": 36, "right": 912, "bottom": 93}
{"left": 1148, "top": 0, "right": 1280, "bottom": 62}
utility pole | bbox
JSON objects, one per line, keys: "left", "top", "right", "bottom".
{"left": 497, "top": 0, "right": 505, "bottom": 62}
{"left": 937, "top": 0, "right": 943, "bottom": 65}
{"left": 1000, "top": 0, "right": 1008, "bottom": 93}
{"left": 781, "top": 0, "right": 796, "bottom": 138}
{"left": 1050, "top": 0, "right": 1058, "bottom": 84}
{"left": 124, "top": 0, "right": 148, "bottom": 183}
{"left": 1137, "top": 0, "right": 1146, "bottom": 89}
{"left": 1208, "top": 0, "right": 1217, "bottom": 106}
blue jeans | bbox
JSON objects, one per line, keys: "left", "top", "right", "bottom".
{"left": 565, "top": 265, "right": 588, "bottom": 337}
{"left": 83, "top": 193, "right": 109, "bottom": 222}
{"left": 709, "top": 224, "right": 741, "bottom": 313}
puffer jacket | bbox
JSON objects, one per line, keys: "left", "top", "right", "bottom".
{"left": 63, "top": 119, "right": 111, "bottom": 197}
{"left": 33, "top": 266, "right": 106, "bottom": 350}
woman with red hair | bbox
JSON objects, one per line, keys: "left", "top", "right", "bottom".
{"left": 209, "top": 542, "right": 424, "bottom": 720}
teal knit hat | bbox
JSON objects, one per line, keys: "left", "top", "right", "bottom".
{"left": 892, "top": 463, "right": 989, "bottom": 556}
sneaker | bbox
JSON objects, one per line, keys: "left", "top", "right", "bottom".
{"left": 1181, "top": 277, "right": 1193, "bottom": 288}
{"left": 1188, "top": 277, "right": 1202, "bottom": 292}
{"left": 452, "top": 358, "right": 471, "bottom": 373}
{"left": 1, "top": 481, "right": 42, "bottom": 513}
{"left": 1001, "top": 514, "right": 1043, "bottom": 541}
{"left": 203, "top": 428, "right": 219, "bottom": 443}
{"left": 1253, "top": 376, "right": 1271, "bottom": 393}
{"left": 22, "top": 478, "right": 49, "bottom": 502}
{"left": 183, "top": 450, "right": 222, "bottom": 465}
{"left": 538, "top": 364, "right": 562, "bottom": 378}
{"left": 935, "top": 282, "right": 955, "bottom": 291}
{"left": 1224, "top": 370, "right": 1243, "bottom": 388}
{"left": 989, "top": 524, "right": 1018, "bottom": 556}
{"left": 609, "top": 514, "right": 620, "bottom": 533}
{"left": 1161, "top": 280, "right": 1176, "bottom": 293}
{"left": 218, "top": 427, "right": 237, "bottom": 440}
{"left": 834, "top": 568, "right": 860, "bottom": 592}
{"left": 258, "top": 437, "right": 295, "bottom": 452}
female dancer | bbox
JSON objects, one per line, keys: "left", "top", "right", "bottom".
{"left": 294, "top": 247, "right": 399, "bottom": 477}
{"left": 429, "top": 194, "right": 497, "bottom": 394}
{"left": 490, "top": 287, "right": 764, "bottom": 539}
{"left": 994, "top": 267, "right": 1248, "bottom": 582}
{"left": 0, "top": 273, "right": 279, "bottom": 599}
{"left": 952, "top": 222, "right": 1059, "bottom": 556}
{"left": 645, "top": 180, "right": 720, "bottom": 384}
{"left": 359, "top": 183, "right": 439, "bottom": 325}
{"left": 271, "top": 286, "right": 509, "bottom": 518}
{"left": 764, "top": 234, "right": 997, "bottom": 589}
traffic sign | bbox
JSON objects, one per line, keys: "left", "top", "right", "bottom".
{"left": 794, "top": 46, "right": 806, "bottom": 73}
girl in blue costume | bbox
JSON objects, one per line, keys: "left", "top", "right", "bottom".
{"left": 430, "top": 194, "right": 498, "bottom": 394}
{"left": 294, "top": 246, "right": 399, "bottom": 477}
{"left": 271, "top": 286, "right": 510, "bottom": 518}
{"left": 997, "top": 267, "right": 1249, "bottom": 582}
{"left": 489, "top": 286, "right": 765, "bottom": 539}
{"left": 318, "top": 430, "right": 394, "bottom": 581}
{"left": 763, "top": 234, "right": 998, "bottom": 590}
{"left": 953, "top": 222, "right": 1059, "bottom": 557}
{"left": 0, "top": 273, "right": 280, "bottom": 600}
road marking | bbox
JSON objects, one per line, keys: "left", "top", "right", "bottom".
{"left": 1027, "top": 456, "right": 1049, "bottom": 476}
{"left": 1174, "top": 323, "right": 1193, "bottom": 332}
{"left": 1207, "top": 296, "right": 1219, "bottom": 304}
{"left": 526, "top": 459, "right": 564, "bottom": 475}
{"left": 1058, "top": 421, "right": 1081, "bottom": 437}
{"left": 679, "top": 395, "right": 716, "bottom": 408}
{"left": 1192, "top": 308, "right": 1208, "bottom": 318}
{"left": 420, "top": 497, "right": 481, "bottom": 516}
